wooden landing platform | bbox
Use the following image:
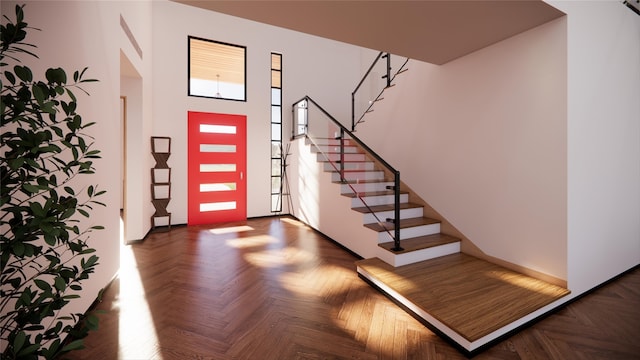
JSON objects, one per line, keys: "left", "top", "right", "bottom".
{"left": 356, "top": 253, "right": 571, "bottom": 354}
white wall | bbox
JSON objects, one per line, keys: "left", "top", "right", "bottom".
{"left": 356, "top": 18, "right": 569, "bottom": 281}
{"left": 118, "top": 0, "right": 155, "bottom": 241}
{"left": 151, "top": 0, "right": 375, "bottom": 222}
{"left": 1, "top": 0, "right": 124, "bottom": 318}
{"left": 120, "top": 70, "right": 147, "bottom": 240}
{"left": 289, "top": 139, "right": 382, "bottom": 258}
{"left": 549, "top": 0, "right": 640, "bottom": 295}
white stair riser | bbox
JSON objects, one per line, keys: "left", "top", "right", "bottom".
{"left": 351, "top": 193, "right": 409, "bottom": 207}
{"left": 326, "top": 162, "right": 375, "bottom": 172}
{"left": 377, "top": 223, "right": 441, "bottom": 242}
{"left": 362, "top": 207, "right": 424, "bottom": 224}
{"left": 340, "top": 181, "right": 393, "bottom": 193}
{"left": 382, "top": 242, "right": 461, "bottom": 267}
{"left": 321, "top": 153, "right": 366, "bottom": 162}
{"left": 304, "top": 140, "right": 458, "bottom": 270}
{"left": 312, "top": 145, "right": 360, "bottom": 154}
{"left": 332, "top": 171, "right": 385, "bottom": 182}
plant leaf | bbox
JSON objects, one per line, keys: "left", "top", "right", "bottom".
{"left": 83, "top": 255, "right": 99, "bottom": 269}
{"left": 12, "top": 242, "right": 25, "bottom": 256}
{"left": 30, "top": 202, "right": 45, "bottom": 217}
{"left": 13, "top": 330, "right": 26, "bottom": 352}
{"left": 67, "top": 87, "right": 77, "bottom": 102}
{"left": 17, "top": 343, "right": 40, "bottom": 356}
{"left": 34, "top": 279, "right": 51, "bottom": 292}
{"left": 85, "top": 314, "right": 100, "bottom": 331}
{"left": 32, "top": 82, "right": 44, "bottom": 104}
{"left": 61, "top": 339, "right": 84, "bottom": 352}
{"left": 10, "top": 157, "right": 25, "bottom": 170}
{"left": 45, "top": 67, "right": 67, "bottom": 84}
{"left": 14, "top": 65, "right": 32, "bottom": 82}
{"left": 54, "top": 276, "right": 66, "bottom": 292}
{"left": 4, "top": 70, "right": 16, "bottom": 85}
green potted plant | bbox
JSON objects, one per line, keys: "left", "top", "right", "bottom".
{"left": 1, "top": 4, "right": 105, "bottom": 359}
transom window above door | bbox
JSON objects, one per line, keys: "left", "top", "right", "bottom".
{"left": 188, "top": 36, "right": 246, "bottom": 101}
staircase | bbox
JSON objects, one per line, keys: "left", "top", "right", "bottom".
{"left": 292, "top": 92, "right": 573, "bottom": 356}
{"left": 291, "top": 51, "right": 571, "bottom": 356}
{"left": 308, "top": 137, "right": 460, "bottom": 267}
{"left": 300, "top": 135, "right": 571, "bottom": 356}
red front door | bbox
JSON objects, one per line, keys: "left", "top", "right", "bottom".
{"left": 188, "top": 111, "right": 247, "bottom": 225}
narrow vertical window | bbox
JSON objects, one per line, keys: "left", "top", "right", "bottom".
{"left": 270, "top": 53, "right": 283, "bottom": 212}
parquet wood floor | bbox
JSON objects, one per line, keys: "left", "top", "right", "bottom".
{"left": 64, "top": 217, "right": 640, "bottom": 360}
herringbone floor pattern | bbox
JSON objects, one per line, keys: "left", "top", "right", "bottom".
{"left": 65, "top": 217, "right": 639, "bottom": 360}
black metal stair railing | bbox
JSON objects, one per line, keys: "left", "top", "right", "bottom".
{"left": 351, "top": 52, "right": 409, "bottom": 131}
{"left": 292, "top": 96, "right": 403, "bottom": 251}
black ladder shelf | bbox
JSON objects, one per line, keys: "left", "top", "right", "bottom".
{"left": 151, "top": 136, "right": 172, "bottom": 231}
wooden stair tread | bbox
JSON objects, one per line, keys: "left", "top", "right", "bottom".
{"left": 322, "top": 151, "right": 365, "bottom": 155}
{"left": 309, "top": 137, "right": 354, "bottom": 141}
{"left": 342, "top": 190, "right": 408, "bottom": 198}
{"left": 378, "top": 233, "right": 459, "bottom": 254}
{"left": 320, "top": 159, "right": 373, "bottom": 163}
{"left": 334, "top": 179, "right": 390, "bottom": 184}
{"left": 364, "top": 217, "right": 439, "bottom": 232}
{"left": 355, "top": 254, "right": 571, "bottom": 342}
{"left": 312, "top": 144, "right": 358, "bottom": 148}
{"left": 351, "top": 202, "right": 422, "bottom": 214}
{"left": 312, "top": 148, "right": 359, "bottom": 153}
{"left": 331, "top": 169, "right": 382, "bottom": 174}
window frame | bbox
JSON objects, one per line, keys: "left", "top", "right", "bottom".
{"left": 270, "top": 53, "right": 283, "bottom": 213}
{"left": 187, "top": 36, "right": 247, "bottom": 102}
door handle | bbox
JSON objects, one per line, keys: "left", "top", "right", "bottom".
{"left": 240, "top": 171, "right": 243, "bottom": 180}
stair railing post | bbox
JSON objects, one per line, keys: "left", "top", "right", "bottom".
{"left": 304, "top": 98, "right": 309, "bottom": 136}
{"left": 385, "top": 52, "right": 391, "bottom": 88}
{"left": 393, "top": 170, "right": 403, "bottom": 251}
{"left": 339, "top": 128, "right": 345, "bottom": 182}
{"left": 351, "top": 93, "right": 356, "bottom": 132}
{"left": 352, "top": 52, "right": 383, "bottom": 131}
{"left": 291, "top": 102, "right": 296, "bottom": 139}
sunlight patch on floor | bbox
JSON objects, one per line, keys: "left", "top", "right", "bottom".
{"left": 278, "top": 263, "right": 348, "bottom": 296}
{"left": 225, "top": 234, "right": 278, "bottom": 248}
{"left": 209, "top": 225, "right": 254, "bottom": 235}
{"left": 118, "top": 216, "right": 162, "bottom": 359}
{"left": 358, "top": 263, "right": 422, "bottom": 294}
{"left": 279, "top": 217, "right": 309, "bottom": 228}
{"left": 485, "top": 270, "right": 565, "bottom": 297}
{"left": 243, "top": 246, "right": 316, "bottom": 268}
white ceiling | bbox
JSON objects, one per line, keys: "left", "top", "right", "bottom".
{"left": 172, "top": 0, "right": 565, "bottom": 65}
